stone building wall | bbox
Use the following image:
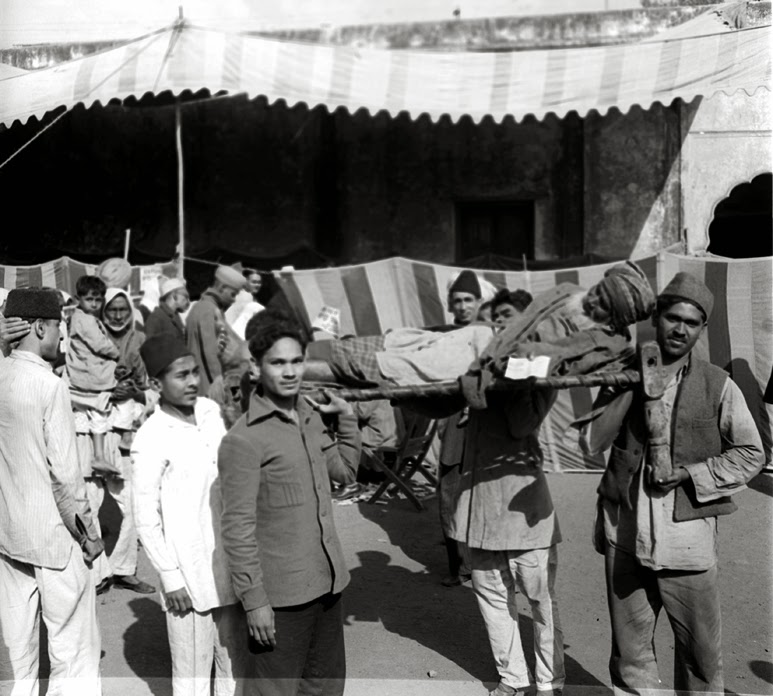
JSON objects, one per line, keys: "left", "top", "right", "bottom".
{"left": 680, "top": 89, "right": 772, "bottom": 252}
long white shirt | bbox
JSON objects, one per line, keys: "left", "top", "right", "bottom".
{"left": 0, "top": 350, "right": 98, "bottom": 568}
{"left": 131, "top": 397, "right": 237, "bottom": 612}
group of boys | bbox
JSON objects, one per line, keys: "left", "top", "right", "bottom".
{"left": 0, "top": 260, "right": 766, "bottom": 696}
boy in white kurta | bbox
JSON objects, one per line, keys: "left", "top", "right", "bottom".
{"left": 132, "top": 333, "right": 247, "bottom": 696}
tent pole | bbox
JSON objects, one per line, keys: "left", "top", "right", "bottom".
{"left": 175, "top": 100, "right": 185, "bottom": 278}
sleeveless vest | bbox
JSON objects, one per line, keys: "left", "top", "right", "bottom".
{"left": 599, "top": 356, "right": 737, "bottom": 522}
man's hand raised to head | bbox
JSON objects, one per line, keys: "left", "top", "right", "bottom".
{"left": 0, "top": 316, "right": 31, "bottom": 347}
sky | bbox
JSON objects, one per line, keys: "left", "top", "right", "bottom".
{"left": 0, "top": 0, "right": 643, "bottom": 48}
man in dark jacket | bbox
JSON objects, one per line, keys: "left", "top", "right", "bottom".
{"left": 186, "top": 266, "right": 244, "bottom": 395}
{"left": 580, "top": 272, "right": 764, "bottom": 695}
{"left": 218, "top": 313, "right": 361, "bottom": 696}
{"left": 144, "top": 276, "right": 189, "bottom": 341}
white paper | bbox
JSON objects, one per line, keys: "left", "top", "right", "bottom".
{"left": 140, "top": 265, "right": 163, "bottom": 292}
{"left": 504, "top": 355, "right": 552, "bottom": 380}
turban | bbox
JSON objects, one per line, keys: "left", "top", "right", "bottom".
{"left": 448, "top": 270, "right": 482, "bottom": 299}
{"left": 4, "top": 288, "right": 62, "bottom": 320}
{"left": 594, "top": 261, "right": 656, "bottom": 331}
{"left": 159, "top": 276, "right": 187, "bottom": 298}
{"left": 659, "top": 272, "right": 714, "bottom": 320}
{"left": 140, "top": 332, "right": 192, "bottom": 378}
{"left": 215, "top": 265, "right": 247, "bottom": 290}
{"left": 97, "top": 258, "right": 132, "bottom": 289}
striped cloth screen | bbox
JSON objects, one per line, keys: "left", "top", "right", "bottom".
{"left": 0, "top": 257, "right": 179, "bottom": 298}
{"left": 275, "top": 253, "right": 772, "bottom": 471}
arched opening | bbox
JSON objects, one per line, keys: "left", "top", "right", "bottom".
{"left": 708, "top": 173, "right": 772, "bottom": 258}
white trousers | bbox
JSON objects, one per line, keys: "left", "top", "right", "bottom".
{"left": 166, "top": 603, "right": 248, "bottom": 696}
{"left": 0, "top": 549, "right": 101, "bottom": 696}
{"left": 470, "top": 545, "right": 565, "bottom": 692}
{"left": 86, "top": 474, "right": 138, "bottom": 580}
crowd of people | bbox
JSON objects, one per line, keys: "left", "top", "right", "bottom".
{"left": 0, "top": 256, "right": 766, "bottom": 696}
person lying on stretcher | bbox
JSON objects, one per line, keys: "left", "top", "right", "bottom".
{"left": 303, "top": 261, "right": 656, "bottom": 391}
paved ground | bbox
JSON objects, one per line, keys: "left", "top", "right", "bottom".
{"left": 86, "top": 471, "right": 772, "bottom": 696}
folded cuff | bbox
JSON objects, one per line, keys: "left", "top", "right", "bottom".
{"left": 159, "top": 568, "right": 186, "bottom": 594}
{"left": 240, "top": 584, "right": 270, "bottom": 613}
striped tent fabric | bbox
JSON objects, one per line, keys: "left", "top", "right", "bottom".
{"left": 0, "top": 256, "right": 179, "bottom": 297}
{"left": 275, "top": 253, "right": 772, "bottom": 471}
{"left": 0, "top": 22, "right": 769, "bottom": 128}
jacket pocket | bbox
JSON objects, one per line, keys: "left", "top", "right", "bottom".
{"left": 265, "top": 474, "right": 306, "bottom": 508}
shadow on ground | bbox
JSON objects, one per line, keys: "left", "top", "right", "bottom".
{"left": 749, "top": 659, "right": 773, "bottom": 685}
{"left": 123, "top": 598, "right": 172, "bottom": 696}
{"left": 354, "top": 498, "right": 606, "bottom": 690}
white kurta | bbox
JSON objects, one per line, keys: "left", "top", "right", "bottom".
{"left": 131, "top": 397, "right": 237, "bottom": 612}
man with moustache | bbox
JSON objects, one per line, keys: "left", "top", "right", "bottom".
{"left": 580, "top": 272, "right": 764, "bottom": 695}
{"left": 218, "top": 312, "right": 361, "bottom": 696}
{"left": 437, "top": 269, "right": 486, "bottom": 585}
{"left": 132, "top": 333, "right": 247, "bottom": 696}
{"left": 186, "top": 265, "right": 246, "bottom": 395}
{"left": 0, "top": 288, "right": 104, "bottom": 696}
{"left": 145, "top": 276, "right": 190, "bottom": 341}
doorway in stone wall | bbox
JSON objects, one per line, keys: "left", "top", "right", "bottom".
{"left": 707, "top": 173, "right": 772, "bottom": 258}
{"left": 455, "top": 200, "right": 535, "bottom": 263}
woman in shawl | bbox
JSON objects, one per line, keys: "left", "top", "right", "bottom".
{"left": 86, "top": 288, "right": 156, "bottom": 595}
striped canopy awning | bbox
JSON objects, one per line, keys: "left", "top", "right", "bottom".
{"left": 0, "top": 20, "right": 769, "bottom": 128}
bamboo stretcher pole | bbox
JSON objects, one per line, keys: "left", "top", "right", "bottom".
{"left": 305, "top": 369, "right": 641, "bottom": 403}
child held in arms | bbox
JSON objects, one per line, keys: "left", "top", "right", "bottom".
{"left": 66, "top": 275, "right": 120, "bottom": 471}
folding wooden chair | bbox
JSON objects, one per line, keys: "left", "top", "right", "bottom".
{"left": 366, "top": 408, "right": 438, "bottom": 511}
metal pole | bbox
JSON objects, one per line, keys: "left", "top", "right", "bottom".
{"left": 175, "top": 101, "right": 185, "bottom": 278}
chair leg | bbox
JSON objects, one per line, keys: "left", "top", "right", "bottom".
{"left": 415, "top": 465, "right": 438, "bottom": 487}
{"left": 368, "top": 462, "right": 424, "bottom": 511}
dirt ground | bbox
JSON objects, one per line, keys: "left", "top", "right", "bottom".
{"left": 86, "top": 471, "right": 772, "bottom": 696}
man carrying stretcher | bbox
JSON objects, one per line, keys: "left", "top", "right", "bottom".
{"left": 306, "top": 261, "right": 656, "bottom": 696}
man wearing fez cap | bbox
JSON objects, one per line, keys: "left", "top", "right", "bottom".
{"left": 447, "top": 269, "right": 483, "bottom": 326}
{"left": 436, "top": 267, "right": 487, "bottom": 593}
{"left": 0, "top": 288, "right": 105, "bottom": 695}
{"left": 186, "top": 265, "right": 246, "bottom": 396}
{"left": 581, "top": 271, "right": 763, "bottom": 694}
{"left": 132, "top": 332, "right": 248, "bottom": 695}
{"left": 145, "top": 276, "right": 190, "bottom": 342}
